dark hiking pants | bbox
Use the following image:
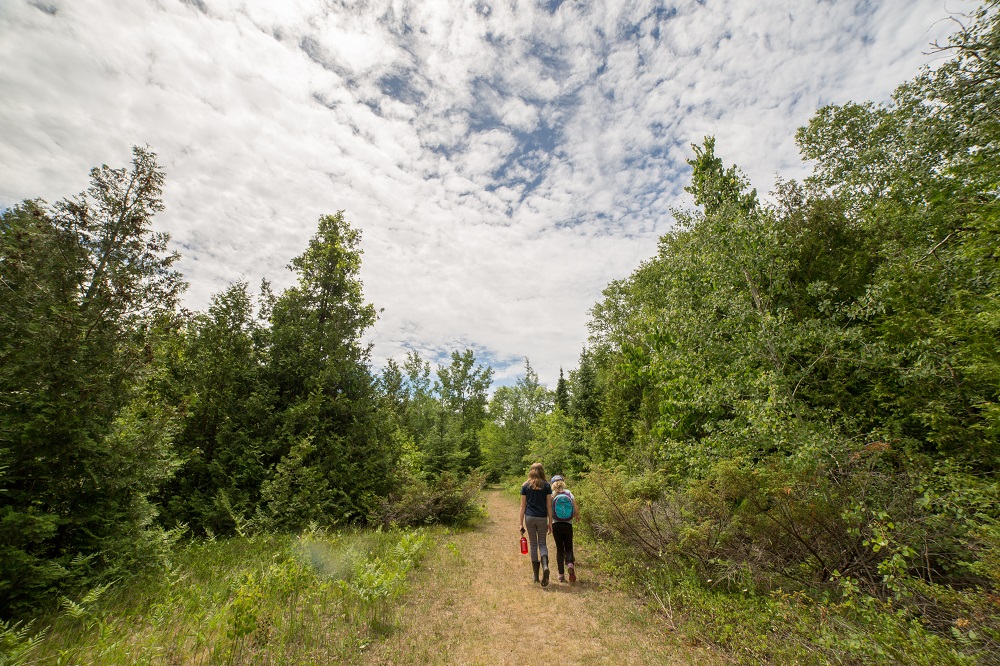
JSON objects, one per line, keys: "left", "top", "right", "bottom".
{"left": 552, "top": 521, "right": 574, "bottom": 574}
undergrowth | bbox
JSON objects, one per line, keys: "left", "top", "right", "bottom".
{"left": 578, "top": 467, "right": 1000, "bottom": 665}
{"left": 596, "top": 541, "right": 990, "bottom": 665}
{"left": 5, "top": 527, "right": 432, "bottom": 665}
{"left": 371, "top": 471, "right": 486, "bottom": 528}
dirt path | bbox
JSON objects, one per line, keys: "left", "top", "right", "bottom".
{"left": 362, "top": 489, "right": 719, "bottom": 665}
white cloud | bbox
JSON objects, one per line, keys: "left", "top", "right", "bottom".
{"left": 500, "top": 97, "right": 539, "bottom": 131}
{"left": 0, "top": 0, "right": 978, "bottom": 388}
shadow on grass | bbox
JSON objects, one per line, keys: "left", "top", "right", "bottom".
{"left": 534, "top": 577, "right": 600, "bottom": 594}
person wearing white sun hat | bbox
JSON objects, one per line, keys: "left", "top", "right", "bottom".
{"left": 549, "top": 474, "right": 578, "bottom": 583}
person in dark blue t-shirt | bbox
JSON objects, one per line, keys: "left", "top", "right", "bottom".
{"left": 519, "top": 462, "right": 553, "bottom": 586}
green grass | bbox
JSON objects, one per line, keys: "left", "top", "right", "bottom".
{"left": 8, "top": 527, "right": 432, "bottom": 665}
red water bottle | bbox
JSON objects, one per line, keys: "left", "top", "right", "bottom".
{"left": 520, "top": 528, "right": 528, "bottom": 555}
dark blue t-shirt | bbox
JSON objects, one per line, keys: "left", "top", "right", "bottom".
{"left": 521, "top": 480, "right": 552, "bottom": 518}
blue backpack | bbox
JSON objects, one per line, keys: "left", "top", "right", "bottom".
{"left": 553, "top": 491, "right": 574, "bottom": 521}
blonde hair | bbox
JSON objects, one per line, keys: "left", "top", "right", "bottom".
{"left": 526, "top": 462, "right": 546, "bottom": 491}
{"left": 552, "top": 479, "right": 566, "bottom": 494}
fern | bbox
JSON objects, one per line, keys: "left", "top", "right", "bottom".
{"left": 0, "top": 620, "right": 46, "bottom": 666}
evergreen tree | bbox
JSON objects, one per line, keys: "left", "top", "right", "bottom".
{"left": 555, "top": 367, "right": 569, "bottom": 413}
{"left": 0, "top": 148, "right": 183, "bottom": 613}
{"left": 154, "top": 282, "right": 275, "bottom": 535}
{"left": 264, "top": 212, "right": 394, "bottom": 526}
{"left": 570, "top": 348, "right": 600, "bottom": 427}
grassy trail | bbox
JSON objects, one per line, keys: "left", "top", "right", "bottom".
{"left": 363, "top": 489, "right": 719, "bottom": 665}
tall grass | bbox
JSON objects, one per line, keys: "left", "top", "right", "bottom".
{"left": 10, "top": 527, "right": 430, "bottom": 665}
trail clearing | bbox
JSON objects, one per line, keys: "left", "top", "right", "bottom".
{"left": 363, "top": 489, "right": 720, "bottom": 665}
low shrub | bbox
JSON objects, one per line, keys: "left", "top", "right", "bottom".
{"left": 371, "top": 471, "right": 485, "bottom": 528}
{"left": 578, "top": 456, "right": 1000, "bottom": 662}
{"left": 590, "top": 532, "right": 992, "bottom": 665}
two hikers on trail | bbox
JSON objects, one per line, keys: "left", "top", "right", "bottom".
{"left": 518, "top": 462, "right": 578, "bottom": 587}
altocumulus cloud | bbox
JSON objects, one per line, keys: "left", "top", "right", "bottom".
{"left": 0, "top": 0, "right": 974, "bottom": 386}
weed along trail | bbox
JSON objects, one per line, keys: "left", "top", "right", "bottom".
{"left": 363, "top": 489, "right": 716, "bottom": 665}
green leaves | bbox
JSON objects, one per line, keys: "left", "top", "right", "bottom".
{"left": 574, "top": 12, "right": 1000, "bottom": 657}
{"left": 685, "top": 136, "right": 758, "bottom": 218}
{"left": 436, "top": 349, "right": 494, "bottom": 471}
{"left": 479, "top": 359, "right": 552, "bottom": 479}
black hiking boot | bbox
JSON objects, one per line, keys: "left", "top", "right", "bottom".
{"left": 541, "top": 555, "right": 550, "bottom": 587}
{"left": 532, "top": 561, "right": 540, "bottom": 583}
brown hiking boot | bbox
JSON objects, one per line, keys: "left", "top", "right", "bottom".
{"left": 568, "top": 563, "right": 576, "bottom": 583}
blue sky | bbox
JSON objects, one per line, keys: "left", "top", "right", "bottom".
{"left": 0, "top": 0, "right": 974, "bottom": 387}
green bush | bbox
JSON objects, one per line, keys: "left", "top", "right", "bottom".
{"left": 581, "top": 444, "right": 997, "bottom": 593}
{"left": 371, "top": 471, "right": 485, "bottom": 528}
{"left": 580, "top": 462, "right": 1000, "bottom": 662}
